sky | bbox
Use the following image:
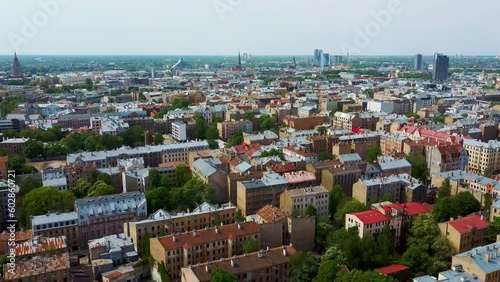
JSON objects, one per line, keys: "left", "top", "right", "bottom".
{"left": 0, "top": 0, "right": 498, "bottom": 56}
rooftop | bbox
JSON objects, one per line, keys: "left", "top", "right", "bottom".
{"left": 447, "top": 215, "right": 489, "bottom": 234}
{"left": 14, "top": 236, "right": 67, "bottom": 256}
{"left": 4, "top": 252, "right": 70, "bottom": 280}
{"left": 88, "top": 233, "right": 133, "bottom": 249}
{"left": 283, "top": 170, "right": 316, "bottom": 184}
{"left": 285, "top": 186, "right": 329, "bottom": 198}
{"left": 350, "top": 209, "right": 390, "bottom": 225}
{"left": 181, "top": 246, "right": 296, "bottom": 281}
{"left": 377, "top": 264, "right": 409, "bottom": 275}
{"left": 454, "top": 242, "right": 500, "bottom": 274}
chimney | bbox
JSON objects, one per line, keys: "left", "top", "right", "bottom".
{"left": 230, "top": 260, "right": 235, "bottom": 267}
{"left": 172, "top": 235, "right": 176, "bottom": 242}
{"left": 205, "top": 266, "right": 209, "bottom": 273}
{"left": 258, "top": 250, "right": 264, "bottom": 258}
{"left": 215, "top": 227, "right": 219, "bottom": 234}
{"left": 283, "top": 248, "right": 287, "bottom": 256}
{"left": 237, "top": 223, "right": 241, "bottom": 230}
{"left": 193, "top": 231, "right": 197, "bottom": 237}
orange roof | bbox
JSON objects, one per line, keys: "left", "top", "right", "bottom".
{"left": 14, "top": 236, "right": 67, "bottom": 256}
{"left": 256, "top": 205, "right": 288, "bottom": 223}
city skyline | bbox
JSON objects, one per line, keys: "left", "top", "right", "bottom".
{"left": 0, "top": 0, "right": 499, "bottom": 56}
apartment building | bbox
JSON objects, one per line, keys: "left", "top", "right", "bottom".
{"left": 217, "top": 120, "right": 252, "bottom": 140}
{"left": 380, "top": 134, "right": 409, "bottom": 155}
{"left": 280, "top": 186, "right": 330, "bottom": 219}
{"left": 333, "top": 133, "right": 381, "bottom": 159}
{"left": 67, "top": 141, "right": 209, "bottom": 168}
{"left": 192, "top": 158, "right": 228, "bottom": 203}
{"left": 377, "top": 156, "right": 412, "bottom": 177}
{"left": 352, "top": 174, "right": 427, "bottom": 205}
{"left": 31, "top": 212, "right": 79, "bottom": 252}
{"left": 180, "top": 246, "right": 296, "bottom": 282}
{"left": 0, "top": 138, "right": 28, "bottom": 155}
{"left": 308, "top": 135, "right": 339, "bottom": 155}
{"left": 283, "top": 116, "right": 329, "bottom": 130}
{"left": 283, "top": 170, "right": 316, "bottom": 189}
{"left": 321, "top": 165, "right": 362, "bottom": 197}
{"left": 227, "top": 171, "right": 264, "bottom": 205}
{"left": 438, "top": 215, "right": 489, "bottom": 254}
{"left": 426, "top": 143, "right": 468, "bottom": 176}
{"left": 305, "top": 159, "right": 342, "bottom": 185}
{"left": 64, "top": 162, "right": 96, "bottom": 189}
{"left": 0, "top": 156, "right": 8, "bottom": 180}
{"left": 346, "top": 202, "right": 429, "bottom": 246}
{"left": 282, "top": 146, "right": 318, "bottom": 164}
{"left": 243, "top": 131, "right": 279, "bottom": 145}
{"left": 41, "top": 167, "right": 68, "bottom": 191}
{"left": 76, "top": 192, "right": 147, "bottom": 246}
{"left": 463, "top": 138, "right": 500, "bottom": 174}
{"left": 124, "top": 202, "right": 236, "bottom": 255}
{"left": 89, "top": 233, "right": 138, "bottom": 280}
{"left": 172, "top": 121, "right": 187, "bottom": 141}
{"left": 150, "top": 222, "right": 261, "bottom": 282}
{"left": 237, "top": 171, "right": 289, "bottom": 216}
{"left": 4, "top": 236, "right": 70, "bottom": 282}
{"left": 451, "top": 242, "right": 500, "bottom": 282}
{"left": 333, "top": 112, "right": 362, "bottom": 131}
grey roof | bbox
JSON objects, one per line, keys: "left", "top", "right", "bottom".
{"left": 454, "top": 242, "right": 500, "bottom": 274}
{"left": 88, "top": 233, "right": 134, "bottom": 249}
{"left": 192, "top": 159, "right": 217, "bottom": 177}
{"left": 31, "top": 212, "right": 78, "bottom": 226}
{"left": 438, "top": 270, "right": 484, "bottom": 282}
{"left": 339, "top": 153, "right": 362, "bottom": 163}
{"left": 67, "top": 141, "right": 209, "bottom": 164}
{"left": 412, "top": 276, "right": 437, "bottom": 282}
{"left": 76, "top": 192, "right": 147, "bottom": 223}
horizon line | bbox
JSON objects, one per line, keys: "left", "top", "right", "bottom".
{"left": 0, "top": 53, "right": 498, "bottom": 57}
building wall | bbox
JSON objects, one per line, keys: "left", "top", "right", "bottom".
{"left": 288, "top": 217, "right": 315, "bottom": 252}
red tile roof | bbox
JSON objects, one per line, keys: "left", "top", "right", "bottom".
{"left": 351, "top": 210, "right": 390, "bottom": 225}
{"left": 377, "top": 264, "right": 409, "bottom": 275}
{"left": 448, "top": 215, "right": 488, "bottom": 235}
{"left": 384, "top": 202, "right": 429, "bottom": 216}
{"left": 256, "top": 205, "right": 288, "bottom": 223}
{"left": 157, "top": 222, "right": 260, "bottom": 250}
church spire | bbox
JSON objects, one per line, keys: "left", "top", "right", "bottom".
{"left": 238, "top": 50, "right": 242, "bottom": 71}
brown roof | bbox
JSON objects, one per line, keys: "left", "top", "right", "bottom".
{"left": 327, "top": 164, "right": 362, "bottom": 175}
{"left": 157, "top": 222, "right": 260, "bottom": 251}
{"left": 310, "top": 160, "right": 342, "bottom": 169}
{"left": 256, "top": 205, "right": 288, "bottom": 223}
{"left": 183, "top": 246, "right": 296, "bottom": 282}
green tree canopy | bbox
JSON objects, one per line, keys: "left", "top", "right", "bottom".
{"left": 290, "top": 252, "right": 319, "bottom": 282}
{"left": 438, "top": 178, "right": 451, "bottom": 198}
{"left": 334, "top": 198, "right": 368, "bottom": 224}
{"left": 313, "top": 260, "right": 340, "bottom": 282}
{"left": 19, "top": 178, "right": 42, "bottom": 197}
{"left": 336, "top": 269, "right": 397, "bottom": 282}
{"left": 260, "top": 114, "right": 274, "bottom": 130}
{"left": 453, "top": 191, "right": 481, "bottom": 217}
{"left": 210, "top": 269, "right": 238, "bottom": 282}
{"left": 86, "top": 181, "right": 116, "bottom": 198}
{"left": 329, "top": 185, "right": 345, "bottom": 219}
{"left": 19, "top": 187, "right": 75, "bottom": 228}
{"left": 432, "top": 197, "right": 457, "bottom": 223}
{"left": 487, "top": 217, "right": 500, "bottom": 243}
{"left": 242, "top": 238, "right": 258, "bottom": 254}
{"left": 365, "top": 146, "right": 381, "bottom": 163}
{"left": 406, "top": 155, "right": 429, "bottom": 182}
{"left": 306, "top": 204, "right": 318, "bottom": 217}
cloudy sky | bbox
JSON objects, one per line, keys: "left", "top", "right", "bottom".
{"left": 0, "top": 0, "right": 497, "bottom": 56}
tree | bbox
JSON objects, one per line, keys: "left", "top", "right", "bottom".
{"left": 317, "top": 126, "right": 327, "bottom": 135}
{"left": 290, "top": 252, "right": 319, "bottom": 282}
{"left": 406, "top": 155, "right": 429, "bottom": 182}
{"left": 86, "top": 181, "right": 116, "bottom": 197}
{"left": 337, "top": 270, "right": 397, "bottom": 282}
{"left": 322, "top": 246, "right": 347, "bottom": 266}
{"left": 8, "top": 154, "right": 26, "bottom": 171}
{"left": 400, "top": 245, "right": 432, "bottom": 273}
{"left": 407, "top": 213, "right": 440, "bottom": 253}
{"left": 145, "top": 187, "right": 170, "bottom": 214}
{"left": 431, "top": 236, "right": 453, "bottom": 261}
{"left": 334, "top": 198, "right": 367, "bottom": 224}
{"left": 315, "top": 221, "right": 335, "bottom": 251}
{"left": 432, "top": 197, "right": 457, "bottom": 223}
{"left": 225, "top": 132, "right": 243, "bottom": 148}
{"left": 453, "top": 191, "right": 481, "bottom": 217}
{"left": 193, "top": 113, "right": 207, "bottom": 140}
{"left": 207, "top": 139, "right": 219, "bottom": 149}
{"left": 487, "top": 217, "right": 500, "bottom": 243}
{"left": 158, "top": 261, "right": 171, "bottom": 282}
{"left": 484, "top": 193, "right": 493, "bottom": 210}
{"left": 85, "top": 78, "right": 93, "bottom": 91}
{"left": 375, "top": 225, "right": 396, "bottom": 266}
{"left": 313, "top": 260, "right": 340, "bottom": 282}
{"left": 260, "top": 114, "right": 274, "bottom": 130}
{"left": 242, "top": 238, "right": 258, "bottom": 254}
{"left": 24, "top": 140, "right": 44, "bottom": 158}
{"left": 236, "top": 209, "right": 245, "bottom": 222}
{"left": 210, "top": 269, "right": 238, "bottom": 282}
{"left": 171, "top": 98, "right": 191, "bottom": 110}
{"left": 365, "top": 146, "right": 381, "bottom": 163}
{"left": 121, "top": 126, "right": 145, "bottom": 147}
{"left": 140, "top": 231, "right": 151, "bottom": 257}
{"left": 73, "top": 179, "right": 93, "bottom": 198}
{"left": 306, "top": 204, "right": 317, "bottom": 217}
{"left": 329, "top": 185, "right": 345, "bottom": 219}
{"left": 174, "top": 164, "right": 192, "bottom": 187}
{"left": 3, "top": 129, "right": 17, "bottom": 138}
{"left": 19, "top": 178, "right": 42, "bottom": 197}
{"left": 154, "top": 133, "right": 164, "bottom": 145}
{"left": 242, "top": 112, "right": 255, "bottom": 121}
{"left": 260, "top": 148, "right": 284, "bottom": 160}
{"left": 206, "top": 125, "right": 219, "bottom": 140}
{"left": 438, "top": 178, "right": 451, "bottom": 198}
{"left": 318, "top": 152, "right": 334, "bottom": 161}
{"left": 19, "top": 187, "right": 76, "bottom": 228}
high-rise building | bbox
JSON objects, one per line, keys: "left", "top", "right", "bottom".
{"left": 333, "top": 55, "right": 344, "bottom": 65}
{"left": 414, "top": 54, "right": 422, "bottom": 70}
{"left": 432, "top": 53, "right": 449, "bottom": 81}
{"left": 321, "top": 52, "right": 330, "bottom": 68}
{"left": 11, "top": 52, "right": 22, "bottom": 77}
{"left": 313, "top": 49, "right": 322, "bottom": 66}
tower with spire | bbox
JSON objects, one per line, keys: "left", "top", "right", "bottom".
{"left": 11, "top": 52, "right": 22, "bottom": 77}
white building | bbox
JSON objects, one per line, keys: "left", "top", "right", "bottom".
{"left": 367, "top": 100, "right": 394, "bottom": 114}
{"left": 172, "top": 121, "right": 187, "bottom": 141}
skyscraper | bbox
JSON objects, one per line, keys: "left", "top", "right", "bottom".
{"left": 313, "top": 49, "right": 322, "bottom": 67}
{"left": 432, "top": 53, "right": 449, "bottom": 81}
{"left": 238, "top": 51, "right": 242, "bottom": 71}
{"left": 11, "top": 52, "right": 22, "bottom": 77}
{"left": 321, "top": 53, "right": 330, "bottom": 68}
{"left": 414, "top": 54, "right": 422, "bottom": 70}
